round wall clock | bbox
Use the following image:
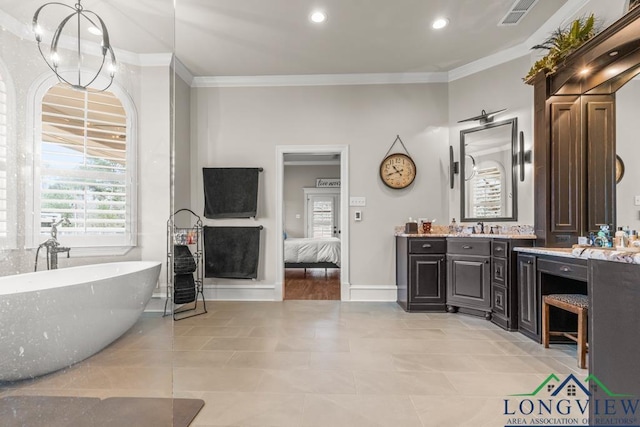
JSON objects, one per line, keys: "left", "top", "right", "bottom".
{"left": 379, "top": 153, "right": 416, "bottom": 189}
{"left": 616, "top": 155, "right": 625, "bottom": 184}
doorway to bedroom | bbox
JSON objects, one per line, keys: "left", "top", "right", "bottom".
{"left": 275, "top": 145, "right": 349, "bottom": 301}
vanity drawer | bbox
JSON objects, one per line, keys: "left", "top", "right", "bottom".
{"left": 537, "top": 258, "right": 588, "bottom": 281}
{"left": 492, "top": 241, "right": 509, "bottom": 258}
{"left": 447, "top": 239, "right": 491, "bottom": 256}
{"left": 409, "top": 238, "right": 446, "bottom": 254}
{"left": 492, "top": 257, "right": 507, "bottom": 286}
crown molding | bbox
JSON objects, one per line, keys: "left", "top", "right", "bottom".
{"left": 192, "top": 72, "right": 449, "bottom": 88}
{"left": 173, "top": 57, "right": 195, "bottom": 86}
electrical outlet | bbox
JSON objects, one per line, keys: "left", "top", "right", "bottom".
{"left": 350, "top": 197, "right": 366, "bottom": 207}
{"left": 635, "top": 195, "right": 640, "bottom": 206}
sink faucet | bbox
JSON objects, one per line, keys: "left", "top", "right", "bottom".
{"left": 35, "top": 218, "right": 71, "bottom": 271}
{"left": 477, "top": 222, "right": 485, "bottom": 234}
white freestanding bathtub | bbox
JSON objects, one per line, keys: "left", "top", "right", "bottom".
{"left": 0, "top": 261, "right": 161, "bottom": 382}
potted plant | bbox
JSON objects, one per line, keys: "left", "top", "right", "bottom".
{"left": 524, "top": 14, "right": 599, "bottom": 83}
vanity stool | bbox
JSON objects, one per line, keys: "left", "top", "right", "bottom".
{"left": 542, "top": 294, "right": 589, "bottom": 369}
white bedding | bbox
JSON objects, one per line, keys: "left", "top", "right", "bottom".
{"left": 284, "top": 237, "right": 341, "bottom": 267}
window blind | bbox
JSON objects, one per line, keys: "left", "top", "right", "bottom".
{"left": 311, "top": 199, "right": 334, "bottom": 238}
{"left": 472, "top": 167, "right": 502, "bottom": 218}
{"left": 40, "top": 84, "right": 128, "bottom": 237}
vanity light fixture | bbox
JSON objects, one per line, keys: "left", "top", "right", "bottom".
{"left": 580, "top": 68, "right": 590, "bottom": 75}
{"left": 458, "top": 108, "right": 507, "bottom": 124}
{"left": 432, "top": 18, "right": 449, "bottom": 29}
{"left": 310, "top": 11, "right": 327, "bottom": 23}
{"left": 32, "top": 0, "right": 117, "bottom": 92}
{"left": 519, "top": 131, "right": 532, "bottom": 182}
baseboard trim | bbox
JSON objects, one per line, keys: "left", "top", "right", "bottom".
{"left": 349, "top": 285, "right": 397, "bottom": 302}
{"left": 203, "top": 284, "right": 276, "bottom": 301}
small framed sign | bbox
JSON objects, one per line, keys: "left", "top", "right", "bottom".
{"left": 316, "top": 178, "right": 340, "bottom": 188}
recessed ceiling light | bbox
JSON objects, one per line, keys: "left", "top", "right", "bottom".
{"left": 310, "top": 11, "right": 327, "bottom": 23}
{"left": 87, "top": 26, "right": 102, "bottom": 36}
{"left": 432, "top": 18, "right": 448, "bottom": 29}
{"left": 580, "top": 68, "right": 590, "bottom": 75}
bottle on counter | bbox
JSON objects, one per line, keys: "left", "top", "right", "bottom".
{"left": 449, "top": 218, "right": 457, "bottom": 234}
{"left": 614, "top": 227, "right": 628, "bottom": 248}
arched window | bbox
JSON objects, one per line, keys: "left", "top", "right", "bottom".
{"left": 33, "top": 82, "right": 136, "bottom": 250}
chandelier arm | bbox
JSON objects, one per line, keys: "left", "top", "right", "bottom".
{"left": 82, "top": 11, "right": 112, "bottom": 56}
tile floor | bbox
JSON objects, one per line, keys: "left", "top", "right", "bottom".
{"left": 0, "top": 301, "right": 587, "bottom": 426}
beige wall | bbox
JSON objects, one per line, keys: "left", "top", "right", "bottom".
{"left": 448, "top": 55, "right": 535, "bottom": 227}
{"left": 283, "top": 164, "right": 341, "bottom": 238}
{"left": 191, "top": 83, "right": 450, "bottom": 297}
{"left": 616, "top": 80, "right": 640, "bottom": 232}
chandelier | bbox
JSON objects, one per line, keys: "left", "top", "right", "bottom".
{"left": 32, "top": 0, "right": 117, "bottom": 91}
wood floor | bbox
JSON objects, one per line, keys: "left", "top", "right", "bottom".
{"left": 284, "top": 268, "right": 340, "bottom": 300}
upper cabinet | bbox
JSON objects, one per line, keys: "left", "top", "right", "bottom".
{"left": 530, "top": 7, "right": 640, "bottom": 247}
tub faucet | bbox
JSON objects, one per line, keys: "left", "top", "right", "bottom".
{"left": 34, "top": 218, "right": 71, "bottom": 271}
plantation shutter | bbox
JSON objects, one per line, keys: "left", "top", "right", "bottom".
{"left": 0, "top": 74, "right": 7, "bottom": 241}
{"left": 40, "top": 84, "right": 127, "bottom": 236}
{"left": 311, "top": 198, "right": 334, "bottom": 238}
{"left": 472, "top": 167, "right": 502, "bottom": 218}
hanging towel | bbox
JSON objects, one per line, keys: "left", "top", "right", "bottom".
{"left": 202, "top": 168, "right": 260, "bottom": 218}
{"left": 203, "top": 226, "right": 261, "bottom": 279}
{"left": 173, "top": 245, "right": 197, "bottom": 274}
{"left": 174, "top": 274, "right": 196, "bottom": 304}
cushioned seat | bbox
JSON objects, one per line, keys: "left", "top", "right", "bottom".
{"left": 542, "top": 294, "right": 589, "bottom": 369}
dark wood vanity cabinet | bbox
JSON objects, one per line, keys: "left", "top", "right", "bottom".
{"left": 516, "top": 252, "right": 588, "bottom": 343}
{"left": 396, "top": 236, "right": 446, "bottom": 312}
{"left": 446, "top": 239, "right": 491, "bottom": 318}
{"left": 517, "top": 253, "right": 538, "bottom": 340}
{"left": 490, "top": 240, "right": 533, "bottom": 331}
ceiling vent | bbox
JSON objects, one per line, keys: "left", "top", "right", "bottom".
{"left": 498, "top": 0, "right": 540, "bottom": 26}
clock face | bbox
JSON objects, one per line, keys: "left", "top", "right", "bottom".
{"left": 379, "top": 153, "right": 416, "bottom": 189}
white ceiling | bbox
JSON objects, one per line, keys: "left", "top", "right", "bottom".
{"left": 0, "top": 0, "right": 629, "bottom": 78}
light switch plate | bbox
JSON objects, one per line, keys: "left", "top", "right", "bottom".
{"left": 350, "top": 197, "right": 366, "bottom": 207}
{"left": 354, "top": 211, "right": 362, "bottom": 221}
{"left": 635, "top": 195, "right": 640, "bottom": 206}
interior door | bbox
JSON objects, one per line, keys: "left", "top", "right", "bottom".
{"left": 306, "top": 193, "right": 340, "bottom": 238}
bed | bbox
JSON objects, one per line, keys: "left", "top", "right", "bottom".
{"left": 284, "top": 237, "right": 341, "bottom": 274}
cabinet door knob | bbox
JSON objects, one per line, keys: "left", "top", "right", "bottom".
{"left": 496, "top": 247, "right": 503, "bottom": 252}
{"left": 527, "top": 260, "right": 532, "bottom": 264}
{"left": 560, "top": 266, "right": 571, "bottom": 272}
{"left": 422, "top": 244, "right": 432, "bottom": 248}
{"left": 463, "top": 245, "right": 472, "bottom": 249}
{"left": 485, "top": 260, "right": 489, "bottom": 264}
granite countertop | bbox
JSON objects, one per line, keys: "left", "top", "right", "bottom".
{"left": 515, "top": 246, "right": 640, "bottom": 264}
{"left": 396, "top": 233, "right": 537, "bottom": 240}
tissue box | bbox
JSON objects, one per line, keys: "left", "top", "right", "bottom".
{"left": 405, "top": 222, "right": 418, "bottom": 234}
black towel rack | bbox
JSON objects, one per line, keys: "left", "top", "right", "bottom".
{"left": 164, "top": 209, "right": 207, "bottom": 320}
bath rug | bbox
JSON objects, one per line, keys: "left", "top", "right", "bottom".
{"left": 0, "top": 396, "right": 205, "bottom": 427}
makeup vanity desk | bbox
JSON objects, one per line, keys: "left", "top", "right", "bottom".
{"left": 514, "top": 246, "right": 640, "bottom": 398}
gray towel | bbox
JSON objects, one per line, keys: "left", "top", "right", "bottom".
{"left": 203, "top": 168, "right": 260, "bottom": 218}
{"left": 204, "top": 226, "right": 261, "bottom": 279}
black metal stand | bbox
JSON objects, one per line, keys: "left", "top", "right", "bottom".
{"left": 164, "top": 209, "right": 207, "bottom": 321}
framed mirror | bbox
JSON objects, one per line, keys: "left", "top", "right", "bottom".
{"left": 460, "top": 117, "right": 518, "bottom": 222}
